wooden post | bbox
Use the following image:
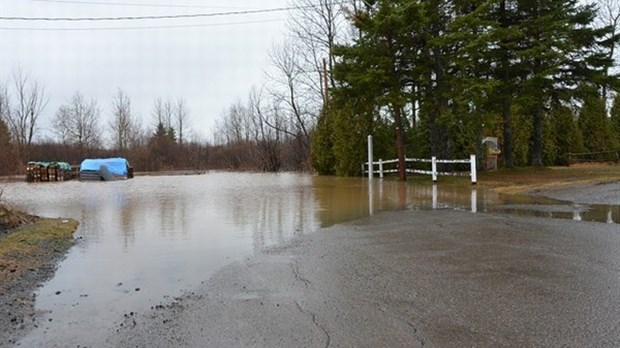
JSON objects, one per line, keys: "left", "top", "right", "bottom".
{"left": 431, "top": 156, "right": 437, "bottom": 183}
{"left": 379, "top": 159, "right": 384, "bottom": 178}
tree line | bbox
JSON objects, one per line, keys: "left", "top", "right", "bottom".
{"left": 0, "top": 69, "right": 316, "bottom": 175}
{"left": 2, "top": 0, "right": 619, "bottom": 177}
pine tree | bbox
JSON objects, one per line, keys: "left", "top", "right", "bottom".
{"left": 332, "top": 0, "right": 428, "bottom": 180}
{"left": 578, "top": 95, "right": 615, "bottom": 153}
{"left": 311, "top": 108, "right": 336, "bottom": 175}
{"left": 511, "top": 0, "right": 615, "bottom": 166}
{"left": 610, "top": 93, "right": 620, "bottom": 148}
{"left": 549, "top": 104, "right": 584, "bottom": 165}
{"left": 0, "top": 118, "right": 15, "bottom": 176}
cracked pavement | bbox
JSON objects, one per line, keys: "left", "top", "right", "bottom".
{"left": 108, "top": 209, "right": 620, "bottom": 347}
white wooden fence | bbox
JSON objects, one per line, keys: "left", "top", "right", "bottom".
{"left": 363, "top": 135, "right": 477, "bottom": 184}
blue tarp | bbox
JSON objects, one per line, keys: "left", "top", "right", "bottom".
{"left": 80, "top": 158, "right": 129, "bottom": 178}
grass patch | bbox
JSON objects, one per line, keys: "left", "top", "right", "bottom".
{"left": 399, "top": 164, "right": 620, "bottom": 194}
{"left": 0, "top": 212, "right": 78, "bottom": 290}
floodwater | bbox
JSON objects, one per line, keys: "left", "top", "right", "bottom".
{"left": 1, "top": 172, "right": 618, "bottom": 346}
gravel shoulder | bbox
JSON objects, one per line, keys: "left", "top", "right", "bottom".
{"left": 110, "top": 208, "right": 620, "bottom": 347}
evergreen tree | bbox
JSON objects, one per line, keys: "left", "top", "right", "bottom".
{"left": 511, "top": 106, "right": 533, "bottom": 166}
{"left": 0, "top": 118, "right": 15, "bottom": 176}
{"left": 511, "top": 0, "right": 615, "bottom": 166}
{"left": 611, "top": 93, "right": 620, "bottom": 147}
{"left": 549, "top": 104, "right": 584, "bottom": 165}
{"left": 311, "top": 108, "right": 337, "bottom": 175}
{"left": 578, "top": 95, "right": 615, "bottom": 153}
{"left": 332, "top": 0, "right": 428, "bottom": 180}
{"left": 313, "top": 0, "right": 618, "bottom": 173}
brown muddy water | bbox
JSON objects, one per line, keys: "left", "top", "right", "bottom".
{"left": 1, "top": 172, "right": 618, "bottom": 346}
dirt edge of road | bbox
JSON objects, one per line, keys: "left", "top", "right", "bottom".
{"left": 0, "top": 206, "right": 78, "bottom": 347}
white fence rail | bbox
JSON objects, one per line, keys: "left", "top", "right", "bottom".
{"left": 363, "top": 135, "right": 477, "bottom": 184}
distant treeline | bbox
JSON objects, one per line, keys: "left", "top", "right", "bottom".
{"left": 2, "top": 0, "right": 620, "bottom": 178}
{"left": 0, "top": 118, "right": 310, "bottom": 176}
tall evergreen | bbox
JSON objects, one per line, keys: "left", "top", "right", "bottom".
{"left": 578, "top": 95, "right": 615, "bottom": 153}
{"left": 549, "top": 104, "right": 584, "bottom": 165}
{"left": 332, "top": 0, "right": 427, "bottom": 180}
{"left": 510, "top": 0, "right": 615, "bottom": 166}
{"left": 0, "top": 118, "right": 15, "bottom": 176}
{"left": 311, "top": 109, "right": 337, "bottom": 175}
{"left": 313, "top": 0, "right": 618, "bottom": 174}
{"left": 611, "top": 93, "right": 620, "bottom": 147}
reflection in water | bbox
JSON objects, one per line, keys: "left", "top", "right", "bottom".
{"left": 4, "top": 173, "right": 321, "bottom": 346}
{"left": 0, "top": 173, "right": 617, "bottom": 346}
{"left": 573, "top": 206, "right": 582, "bottom": 221}
{"left": 471, "top": 188, "right": 477, "bottom": 213}
{"left": 356, "top": 178, "right": 618, "bottom": 224}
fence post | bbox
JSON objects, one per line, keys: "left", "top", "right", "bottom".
{"left": 470, "top": 154, "right": 477, "bottom": 185}
{"left": 379, "top": 159, "right": 384, "bottom": 178}
{"left": 368, "top": 135, "right": 373, "bottom": 180}
{"left": 431, "top": 156, "right": 437, "bottom": 183}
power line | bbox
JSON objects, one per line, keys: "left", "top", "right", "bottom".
{"left": 26, "top": 0, "right": 254, "bottom": 10}
{"left": 0, "top": 18, "right": 285, "bottom": 31}
{"left": 0, "top": 6, "right": 313, "bottom": 21}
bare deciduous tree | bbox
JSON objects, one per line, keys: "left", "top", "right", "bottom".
{"left": 4, "top": 70, "right": 47, "bottom": 155}
{"left": 52, "top": 92, "right": 102, "bottom": 150}
{"left": 267, "top": 41, "right": 311, "bottom": 143}
{"left": 249, "top": 86, "right": 283, "bottom": 171}
{"left": 109, "top": 88, "right": 137, "bottom": 152}
{"left": 175, "top": 98, "right": 191, "bottom": 146}
{"left": 288, "top": 0, "right": 346, "bottom": 99}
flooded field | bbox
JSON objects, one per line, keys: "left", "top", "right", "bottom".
{"left": 1, "top": 172, "right": 617, "bottom": 346}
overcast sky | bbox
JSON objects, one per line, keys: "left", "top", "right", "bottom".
{"left": 0, "top": 0, "right": 290, "bottom": 143}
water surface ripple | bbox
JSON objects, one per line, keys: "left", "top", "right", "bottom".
{"left": 1, "top": 173, "right": 616, "bottom": 346}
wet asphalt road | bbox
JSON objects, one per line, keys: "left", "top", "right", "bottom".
{"left": 109, "top": 210, "right": 620, "bottom": 348}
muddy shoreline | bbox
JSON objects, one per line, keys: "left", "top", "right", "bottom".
{"left": 0, "top": 234, "right": 78, "bottom": 347}
{"left": 0, "top": 253, "right": 69, "bottom": 347}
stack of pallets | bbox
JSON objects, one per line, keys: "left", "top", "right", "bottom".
{"left": 26, "top": 162, "right": 72, "bottom": 182}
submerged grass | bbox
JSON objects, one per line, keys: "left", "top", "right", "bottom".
{"left": 477, "top": 164, "right": 620, "bottom": 194}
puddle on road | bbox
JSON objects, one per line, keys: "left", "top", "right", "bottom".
{"left": 312, "top": 176, "right": 619, "bottom": 226}
{"left": 1, "top": 173, "right": 617, "bottom": 346}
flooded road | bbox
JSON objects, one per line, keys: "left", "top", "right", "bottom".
{"left": 1, "top": 173, "right": 618, "bottom": 346}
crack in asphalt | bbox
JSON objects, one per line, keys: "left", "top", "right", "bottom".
{"left": 292, "top": 262, "right": 311, "bottom": 288}
{"left": 377, "top": 306, "right": 426, "bottom": 347}
{"left": 294, "top": 300, "right": 331, "bottom": 348}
